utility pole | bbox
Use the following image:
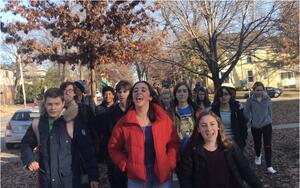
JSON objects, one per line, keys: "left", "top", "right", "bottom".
{"left": 18, "top": 54, "right": 26, "bottom": 107}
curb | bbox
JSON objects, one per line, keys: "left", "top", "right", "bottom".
{"left": 272, "top": 123, "right": 299, "bottom": 129}
{"left": 247, "top": 123, "right": 299, "bottom": 132}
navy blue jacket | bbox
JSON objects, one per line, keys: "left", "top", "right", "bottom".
{"left": 21, "top": 115, "right": 99, "bottom": 188}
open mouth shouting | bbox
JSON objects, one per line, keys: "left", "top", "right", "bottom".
{"left": 135, "top": 96, "right": 144, "bottom": 103}
{"left": 132, "top": 82, "right": 153, "bottom": 107}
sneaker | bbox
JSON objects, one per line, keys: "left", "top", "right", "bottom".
{"left": 255, "top": 155, "right": 262, "bottom": 165}
{"left": 267, "top": 167, "right": 277, "bottom": 174}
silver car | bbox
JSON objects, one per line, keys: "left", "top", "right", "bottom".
{"left": 5, "top": 109, "right": 40, "bottom": 149}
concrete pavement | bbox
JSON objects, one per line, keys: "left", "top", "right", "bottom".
{"left": 245, "top": 123, "right": 299, "bottom": 133}
{"left": 273, "top": 123, "right": 299, "bottom": 129}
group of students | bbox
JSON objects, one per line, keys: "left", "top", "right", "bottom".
{"left": 21, "top": 79, "right": 276, "bottom": 188}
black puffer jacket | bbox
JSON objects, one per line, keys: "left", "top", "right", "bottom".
{"left": 211, "top": 101, "right": 248, "bottom": 149}
{"left": 178, "top": 144, "right": 262, "bottom": 188}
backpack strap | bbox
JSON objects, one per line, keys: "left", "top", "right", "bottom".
{"left": 32, "top": 119, "right": 74, "bottom": 142}
{"left": 31, "top": 118, "right": 40, "bottom": 146}
{"left": 66, "top": 121, "right": 74, "bottom": 139}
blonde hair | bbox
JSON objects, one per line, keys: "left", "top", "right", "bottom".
{"left": 190, "top": 111, "right": 233, "bottom": 150}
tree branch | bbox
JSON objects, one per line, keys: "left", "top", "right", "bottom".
{"left": 151, "top": 55, "right": 212, "bottom": 79}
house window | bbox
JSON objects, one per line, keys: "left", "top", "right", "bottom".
{"left": 221, "top": 72, "right": 230, "bottom": 83}
{"left": 281, "top": 72, "right": 295, "bottom": 79}
{"left": 247, "top": 54, "right": 252, "bottom": 63}
{"left": 248, "top": 70, "right": 254, "bottom": 82}
{"left": 288, "top": 72, "right": 294, "bottom": 79}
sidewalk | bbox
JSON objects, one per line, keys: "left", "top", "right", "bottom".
{"left": 246, "top": 123, "right": 299, "bottom": 132}
{"left": 273, "top": 123, "right": 299, "bottom": 129}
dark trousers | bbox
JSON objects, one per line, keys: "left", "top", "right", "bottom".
{"left": 107, "top": 160, "right": 127, "bottom": 188}
{"left": 251, "top": 124, "right": 272, "bottom": 167}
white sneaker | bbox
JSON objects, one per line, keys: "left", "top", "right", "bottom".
{"left": 255, "top": 155, "right": 262, "bottom": 165}
{"left": 267, "top": 167, "right": 277, "bottom": 174}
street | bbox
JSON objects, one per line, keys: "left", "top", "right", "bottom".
{"left": 1, "top": 120, "right": 8, "bottom": 151}
{"left": 0, "top": 119, "right": 19, "bottom": 166}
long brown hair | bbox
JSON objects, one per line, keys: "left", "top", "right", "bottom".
{"left": 126, "top": 81, "right": 161, "bottom": 123}
{"left": 173, "top": 82, "right": 194, "bottom": 107}
{"left": 190, "top": 111, "right": 233, "bottom": 150}
{"left": 194, "top": 86, "right": 211, "bottom": 108}
{"left": 213, "top": 86, "right": 235, "bottom": 106}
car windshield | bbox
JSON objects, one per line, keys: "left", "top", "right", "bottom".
{"left": 11, "top": 112, "right": 39, "bottom": 121}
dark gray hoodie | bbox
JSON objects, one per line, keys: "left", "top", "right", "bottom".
{"left": 243, "top": 93, "right": 272, "bottom": 128}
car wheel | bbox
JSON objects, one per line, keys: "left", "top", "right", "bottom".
{"left": 6, "top": 143, "right": 14, "bottom": 149}
{"left": 274, "top": 93, "right": 280, "bottom": 98}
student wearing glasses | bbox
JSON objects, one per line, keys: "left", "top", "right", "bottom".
{"left": 211, "top": 86, "right": 248, "bottom": 150}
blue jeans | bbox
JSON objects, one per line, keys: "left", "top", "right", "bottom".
{"left": 127, "top": 166, "right": 172, "bottom": 188}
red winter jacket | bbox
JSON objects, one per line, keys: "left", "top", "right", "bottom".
{"left": 108, "top": 104, "right": 180, "bottom": 184}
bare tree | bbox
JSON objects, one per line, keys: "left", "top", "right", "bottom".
{"left": 159, "top": 0, "right": 278, "bottom": 90}
{"left": 0, "top": 36, "right": 27, "bottom": 100}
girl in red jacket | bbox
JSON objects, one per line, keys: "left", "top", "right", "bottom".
{"left": 108, "top": 81, "right": 180, "bottom": 188}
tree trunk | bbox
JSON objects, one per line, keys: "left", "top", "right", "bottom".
{"left": 188, "top": 75, "right": 194, "bottom": 89}
{"left": 144, "top": 64, "right": 149, "bottom": 81}
{"left": 90, "top": 66, "right": 96, "bottom": 99}
{"left": 91, "top": 68, "right": 96, "bottom": 97}
{"left": 79, "top": 61, "right": 83, "bottom": 80}
{"left": 62, "top": 63, "right": 66, "bottom": 82}
{"left": 213, "top": 77, "right": 222, "bottom": 92}
{"left": 18, "top": 55, "right": 26, "bottom": 107}
{"left": 135, "top": 62, "right": 142, "bottom": 81}
{"left": 58, "top": 63, "right": 61, "bottom": 80}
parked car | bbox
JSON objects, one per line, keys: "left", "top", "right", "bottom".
{"left": 5, "top": 109, "right": 40, "bottom": 149}
{"left": 244, "top": 87, "right": 283, "bottom": 98}
{"left": 265, "top": 87, "right": 283, "bottom": 98}
{"left": 96, "top": 90, "right": 103, "bottom": 102}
